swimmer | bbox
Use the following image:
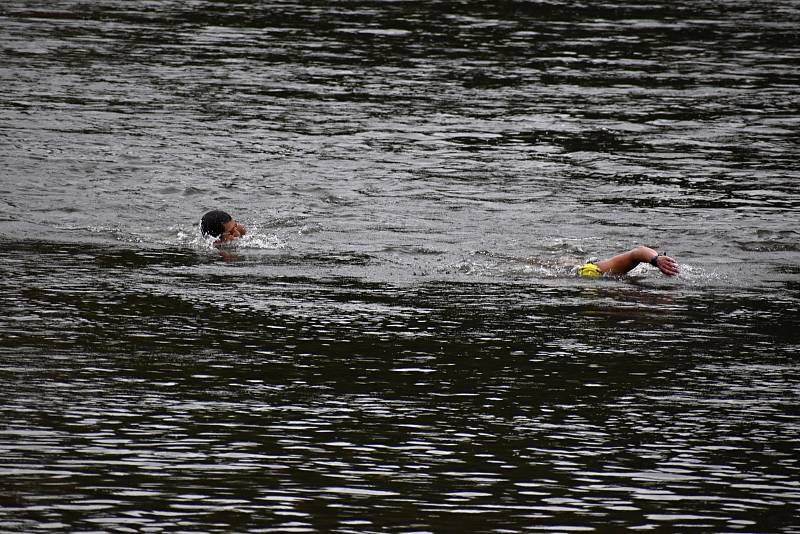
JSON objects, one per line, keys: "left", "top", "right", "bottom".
{"left": 577, "top": 246, "right": 679, "bottom": 278}
{"left": 200, "top": 210, "right": 246, "bottom": 244}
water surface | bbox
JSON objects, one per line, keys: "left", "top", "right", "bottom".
{"left": 1, "top": 1, "right": 799, "bottom": 532}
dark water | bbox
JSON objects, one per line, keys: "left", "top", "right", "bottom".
{"left": 2, "top": 1, "right": 799, "bottom": 532}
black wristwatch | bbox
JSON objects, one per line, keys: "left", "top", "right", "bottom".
{"left": 649, "top": 255, "right": 659, "bottom": 266}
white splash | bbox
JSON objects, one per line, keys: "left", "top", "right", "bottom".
{"left": 236, "top": 232, "right": 287, "bottom": 250}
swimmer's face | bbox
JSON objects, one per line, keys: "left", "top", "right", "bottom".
{"left": 220, "top": 219, "right": 246, "bottom": 242}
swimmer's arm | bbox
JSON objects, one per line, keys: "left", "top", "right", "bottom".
{"left": 594, "top": 246, "right": 679, "bottom": 276}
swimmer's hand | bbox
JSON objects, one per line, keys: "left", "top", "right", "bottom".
{"left": 653, "top": 255, "right": 679, "bottom": 276}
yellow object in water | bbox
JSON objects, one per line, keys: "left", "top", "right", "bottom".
{"left": 577, "top": 262, "right": 603, "bottom": 278}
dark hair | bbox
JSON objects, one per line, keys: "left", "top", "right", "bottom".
{"left": 200, "top": 210, "right": 232, "bottom": 238}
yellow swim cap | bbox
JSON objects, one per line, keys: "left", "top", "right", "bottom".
{"left": 578, "top": 262, "right": 603, "bottom": 278}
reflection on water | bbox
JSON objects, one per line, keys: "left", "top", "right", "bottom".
{"left": 1, "top": 0, "right": 799, "bottom": 532}
{"left": 1, "top": 241, "right": 798, "bottom": 532}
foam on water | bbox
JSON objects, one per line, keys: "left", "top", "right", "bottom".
{"left": 235, "top": 228, "right": 288, "bottom": 251}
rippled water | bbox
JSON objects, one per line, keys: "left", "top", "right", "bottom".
{"left": 1, "top": 1, "right": 799, "bottom": 532}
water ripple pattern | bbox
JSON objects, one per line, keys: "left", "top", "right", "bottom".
{"left": 1, "top": 1, "right": 799, "bottom": 533}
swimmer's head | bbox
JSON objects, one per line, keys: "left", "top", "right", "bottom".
{"left": 200, "top": 210, "right": 232, "bottom": 238}
{"left": 200, "top": 210, "right": 246, "bottom": 242}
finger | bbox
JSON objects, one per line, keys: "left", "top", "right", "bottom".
{"left": 657, "top": 258, "right": 677, "bottom": 275}
{"left": 663, "top": 263, "right": 679, "bottom": 275}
